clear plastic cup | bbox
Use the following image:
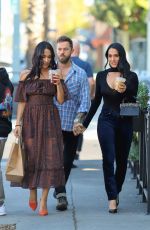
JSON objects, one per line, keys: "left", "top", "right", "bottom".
{"left": 48, "top": 70, "right": 53, "bottom": 82}
{"left": 115, "top": 76, "right": 126, "bottom": 83}
{"left": 48, "top": 69, "right": 61, "bottom": 84}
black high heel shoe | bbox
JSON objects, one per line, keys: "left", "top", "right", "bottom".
{"left": 108, "top": 200, "right": 117, "bottom": 214}
{"left": 109, "top": 208, "right": 117, "bottom": 214}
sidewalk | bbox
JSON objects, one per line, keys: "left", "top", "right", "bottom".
{"left": 1, "top": 122, "right": 150, "bottom": 229}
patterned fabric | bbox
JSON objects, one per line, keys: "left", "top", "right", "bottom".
{"left": 0, "top": 87, "right": 13, "bottom": 122}
{"left": 0, "top": 68, "right": 13, "bottom": 137}
{"left": 54, "top": 62, "right": 91, "bottom": 131}
{"left": 14, "top": 79, "right": 68, "bottom": 188}
{"left": 0, "top": 68, "right": 13, "bottom": 123}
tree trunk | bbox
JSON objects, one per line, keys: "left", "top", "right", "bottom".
{"left": 26, "top": 0, "right": 46, "bottom": 68}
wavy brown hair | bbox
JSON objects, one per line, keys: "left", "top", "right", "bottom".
{"left": 26, "top": 41, "right": 57, "bottom": 80}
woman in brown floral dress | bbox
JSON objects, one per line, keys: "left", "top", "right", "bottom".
{"left": 14, "top": 41, "right": 68, "bottom": 216}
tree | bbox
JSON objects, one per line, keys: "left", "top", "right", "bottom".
{"left": 25, "top": 0, "right": 46, "bottom": 67}
{"left": 20, "top": 0, "right": 29, "bottom": 21}
{"left": 22, "top": 0, "right": 90, "bottom": 67}
{"left": 91, "top": 0, "right": 148, "bottom": 38}
{"left": 56, "top": 0, "right": 90, "bottom": 36}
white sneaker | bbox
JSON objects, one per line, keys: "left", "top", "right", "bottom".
{"left": 0, "top": 204, "right": 6, "bottom": 216}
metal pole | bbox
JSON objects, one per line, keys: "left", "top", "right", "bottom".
{"left": 0, "top": 0, "right": 1, "bottom": 60}
{"left": 48, "top": 0, "right": 57, "bottom": 42}
{"left": 146, "top": 1, "right": 150, "bottom": 214}
{"left": 147, "top": 0, "right": 150, "bottom": 75}
{"left": 146, "top": 110, "right": 150, "bottom": 214}
{"left": 12, "top": 0, "right": 20, "bottom": 83}
{"left": 44, "top": 0, "right": 49, "bottom": 40}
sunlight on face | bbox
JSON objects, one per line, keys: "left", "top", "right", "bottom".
{"left": 108, "top": 48, "right": 120, "bottom": 68}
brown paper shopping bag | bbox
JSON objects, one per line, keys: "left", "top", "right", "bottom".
{"left": 5, "top": 135, "right": 24, "bottom": 183}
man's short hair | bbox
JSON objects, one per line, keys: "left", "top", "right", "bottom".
{"left": 56, "top": 35, "right": 73, "bottom": 49}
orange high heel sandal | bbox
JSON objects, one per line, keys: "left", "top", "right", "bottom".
{"left": 39, "top": 209, "right": 48, "bottom": 216}
{"left": 29, "top": 201, "right": 38, "bottom": 211}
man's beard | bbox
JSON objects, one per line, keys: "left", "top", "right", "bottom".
{"left": 58, "top": 55, "right": 70, "bottom": 64}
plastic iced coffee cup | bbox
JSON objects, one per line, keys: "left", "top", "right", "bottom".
{"left": 48, "top": 70, "right": 53, "bottom": 82}
{"left": 49, "top": 69, "right": 61, "bottom": 84}
{"left": 115, "top": 76, "right": 126, "bottom": 83}
{"left": 48, "top": 69, "right": 60, "bottom": 83}
{"left": 115, "top": 76, "right": 126, "bottom": 87}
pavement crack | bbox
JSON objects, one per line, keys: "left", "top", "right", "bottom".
{"left": 70, "top": 180, "right": 78, "bottom": 230}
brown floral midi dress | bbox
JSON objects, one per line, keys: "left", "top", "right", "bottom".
{"left": 14, "top": 79, "right": 68, "bottom": 189}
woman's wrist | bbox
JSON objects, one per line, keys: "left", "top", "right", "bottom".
{"left": 56, "top": 81, "right": 61, "bottom": 86}
{"left": 15, "top": 121, "right": 22, "bottom": 127}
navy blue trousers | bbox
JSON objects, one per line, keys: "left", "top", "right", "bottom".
{"left": 97, "top": 108, "right": 133, "bottom": 200}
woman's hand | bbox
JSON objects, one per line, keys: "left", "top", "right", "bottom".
{"left": 114, "top": 82, "right": 126, "bottom": 93}
{"left": 14, "top": 126, "right": 21, "bottom": 138}
{"left": 73, "top": 123, "right": 86, "bottom": 136}
{"left": 51, "top": 69, "right": 62, "bottom": 86}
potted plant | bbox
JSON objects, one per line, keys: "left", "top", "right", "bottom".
{"left": 137, "top": 81, "right": 149, "bottom": 110}
{"left": 133, "top": 82, "right": 149, "bottom": 132}
{"left": 129, "top": 82, "right": 149, "bottom": 177}
{"left": 129, "top": 132, "right": 139, "bottom": 178}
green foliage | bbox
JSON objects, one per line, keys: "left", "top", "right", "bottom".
{"left": 91, "top": 0, "right": 148, "bottom": 38}
{"left": 137, "top": 82, "right": 149, "bottom": 109}
{"left": 56, "top": 0, "right": 90, "bottom": 35}
{"left": 132, "top": 131, "right": 139, "bottom": 144}
{"left": 129, "top": 132, "right": 139, "bottom": 161}
{"left": 129, "top": 140, "right": 139, "bottom": 161}
{"left": 20, "top": 0, "right": 29, "bottom": 21}
{"left": 129, "top": 81, "right": 149, "bottom": 161}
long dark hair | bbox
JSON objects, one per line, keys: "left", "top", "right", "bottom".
{"left": 105, "top": 43, "right": 130, "bottom": 76}
{"left": 26, "top": 41, "right": 57, "bottom": 80}
{"left": 0, "top": 68, "right": 14, "bottom": 102}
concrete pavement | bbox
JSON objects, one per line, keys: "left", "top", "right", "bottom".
{"left": 1, "top": 119, "right": 150, "bottom": 230}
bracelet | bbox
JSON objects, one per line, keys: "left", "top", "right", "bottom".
{"left": 15, "top": 125, "right": 21, "bottom": 127}
{"left": 74, "top": 112, "right": 87, "bottom": 124}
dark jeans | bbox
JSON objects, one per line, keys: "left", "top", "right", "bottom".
{"left": 97, "top": 108, "right": 133, "bottom": 200}
{"left": 55, "top": 130, "right": 79, "bottom": 195}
